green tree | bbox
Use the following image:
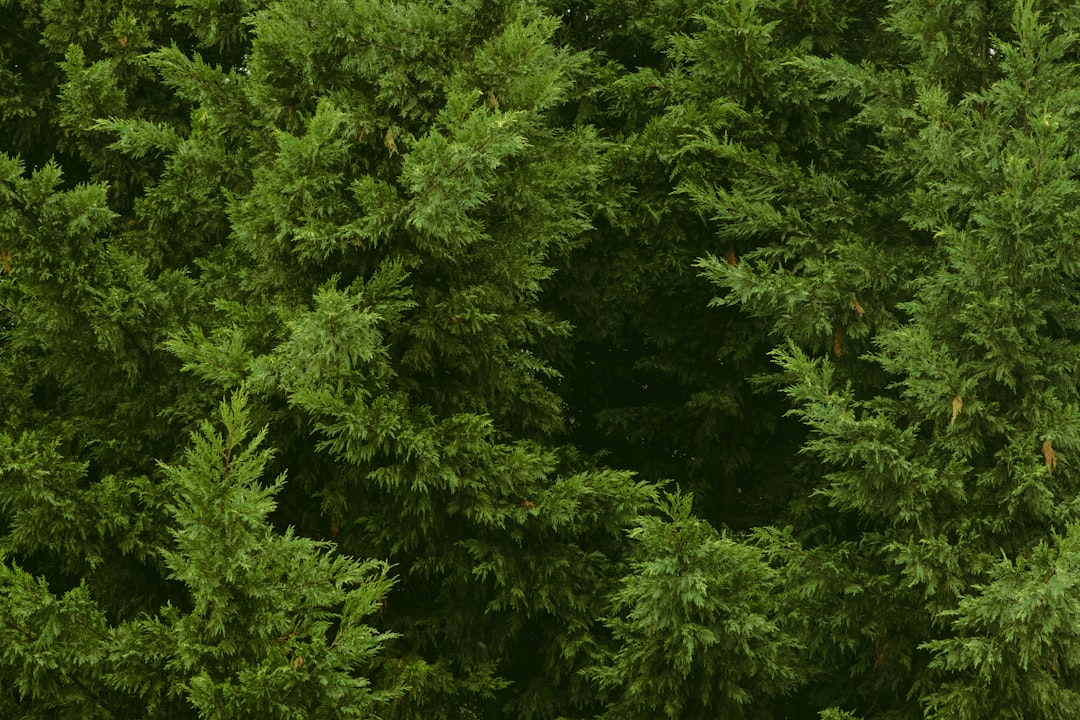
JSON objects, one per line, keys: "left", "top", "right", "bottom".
{"left": 587, "top": 492, "right": 801, "bottom": 719}
{"left": 3, "top": 0, "right": 656, "bottom": 717}
{"left": 1, "top": 392, "right": 399, "bottom": 718}
{"left": 698, "top": 0, "right": 1080, "bottom": 716}
{"left": 11, "top": 0, "right": 1080, "bottom": 717}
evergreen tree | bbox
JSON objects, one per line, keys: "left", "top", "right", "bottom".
{"left": 10, "top": 0, "right": 1080, "bottom": 717}
{"left": 3, "top": 0, "right": 654, "bottom": 717}
{"left": 1, "top": 392, "right": 399, "bottom": 718}
{"left": 587, "top": 492, "right": 801, "bottom": 719}
{"left": 697, "top": 0, "right": 1080, "bottom": 716}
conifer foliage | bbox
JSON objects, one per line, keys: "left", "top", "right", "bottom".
{"left": 1, "top": 391, "right": 398, "bottom": 718}
{"left": 4, "top": 0, "right": 650, "bottom": 717}
{"left": 696, "top": 0, "right": 1080, "bottom": 716}
{"left": 7, "top": 0, "right": 1080, "bottom": 718}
